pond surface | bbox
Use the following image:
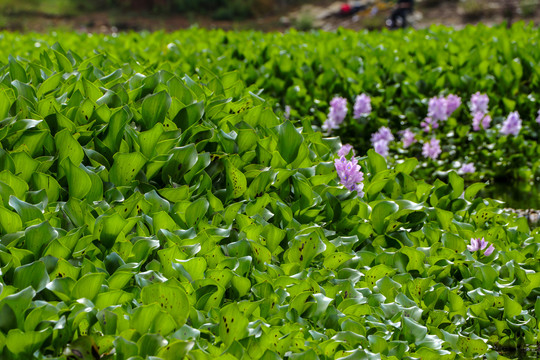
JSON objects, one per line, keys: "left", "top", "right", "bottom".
{"left": 481, "top": 182, "right": 540, "bottom": 210}
{"left": 499, "top": 350, "right": 540, "bottom": 359}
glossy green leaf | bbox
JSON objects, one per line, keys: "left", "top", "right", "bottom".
{"left": 141, "top": 282, "right": 190, "bottom": 327}
{"left": 141, "top": 91, "right": 171, "bottom": 130}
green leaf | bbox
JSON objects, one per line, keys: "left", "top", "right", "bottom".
{"left": 13, "top": 261, "right": 49, "bottom": 292}
{"left": 0, "top": 171, "right": 28, "bottom": 199}
{"left": 185, "top": 197, "right": 209, "bottom": 227}
{"left": 225, "top": 159, "right": 247, "bottom": 200}
{"left": 131, "top": 304, "right": 176, "bottom": 336}
{"left": 219, "top": 303, "right": 249, "bottom": 346}
{"left": 402, "top": 317, "right": 427, "bottom": 343}
{"left": 138, "top": 123, "right": 164, "bottom": 158}
{"left": 55, "top": 129, "right": 84, "bottom": 164}
{"left": 72, "top": 273, "right": 106, "bottom": 301}
{"left": 31, "top": 173, "right": 61, "bottom": 203}
{"left": 9, "top": 55, "right": 28, "bottom": 83}
{"left": 464, "top": 183, "right": 486, "bottom": 201}
{"left": 141, "top": 91, "right": 171, "bottom": 130}
{"left": 448, "top": 171, "right": 464, "bottom": 199}
{"left": 365, "top": 264, "right": 395, "bottom": 289}
{"left": 53, "top": 49, "right": 73, "bottom": 72}
{"left": 6, "top": 328, "right": 52, "bottom": 355}
{"left": 95, "top": 213, "right": 128, "bottom": 249}
{"left": 24, "top": 222, "right": 58, "bottom": 256}
{"left": 109, "top": 152, "right": 147, "bottom": 186}
{"left": 457, "top": 336, "right": 487, "bottom": 357}
{"left": 173, "top": 101, "right": 205, "bottom": 130}
{"left": 503, "top": 294, "right": 522, "bottom": 319}
{"left": 62, "top": 157, "right": 92, "bottom": 200}
{"left": 371, "top": 201, "right": 398, "bottom": 235}
{"left": 141, "top": 282, "right": 190, "bottom": 327}
{"left": 113, "top": 337, "right": 139, "bottom": 360}
{"left": 395, "top": 158, "right": 418, "bottom": 175}
{"left": 1, "top": 287, "right": 36, "bottom": 329}
{"left": 37, "top": 72, "right": 62, "bottom": 98}
{"left": 0, "top": 206, "right": 23, "bottom": 234}
{"left": 368, "top": 149, "right": 387, "bottom": 174}
{"left": 9, "top": 196, "right": 44, "bottom": 224}
{"left": 276, "top": 120, "right": 304, "bottom": 164}
{"left": 156, "top": 340, "right": 194, "bottom": 360}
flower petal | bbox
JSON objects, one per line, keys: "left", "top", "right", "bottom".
{"left": 483, "top": 244, "right": 495, "bottom": 256}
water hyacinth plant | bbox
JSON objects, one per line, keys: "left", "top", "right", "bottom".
{"left": 334, "top": 145, "right": 364, "bottom": 197}
{"left": 422, "top": 138, "right": 442, "bottom": 159}
{"left": 322, "top": 96, "right": 348, "bottom": 131}
{"left": 470, "top": 92, "right": 489, "bottom": 115}
{"left": 400, "top": 128, "right": 417, "bottom": 149}
{"left": 467, "top": 238, "right": 495, "bottom": 256}
{"left": 428, "top": 96, "right": 449, "bottom": 122}
{"left": 1, "top": 26, "right": 540, "bottom": 360}
{"left": 371, "top": 126, "right": 394, "bottom": 157}
{"left": 500, "top": 111, "right": 522, "bottom": 136}
{"left": 422, "top": 94, "right": 461, "bottom": 132}
{"left": 420, "top": 116, "right": 439, "bottom": 133}
{"left": 445, "top": 94, "right": 462, "bottom": 116}
{"left": 284, "top": 105, "right": 291, "bottom": 120}
{"left": 472, "top": 112, "right": 492, "bottom": 131}
{"left": 459, "top": 162, "right": 476, "bottom": 174}
{"left": 353, "top": 93, "right": 372, "bottom": 119}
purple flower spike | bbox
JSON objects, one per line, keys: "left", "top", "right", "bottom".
{"left": 470, "top": 92, "right": 489, "bottom": 115}
{"left": 458, "top": 162, "right": 476, "bottom": 174}
{"left": 428, "top": 96, "right": 449, "bottom": 122}
{"left": 371, "top": 126, "right": 394, "bottom": 144}
{"left": 284, "top": 105, "right": 291, "bottom": 120}
{"left": 371, "top": 127, "right": 394, "bottom": 158}
{"left": 338, "top": 144, "right": 353, "bottom": 157}
{"left": 335, "top": 154, "right": 364, "bottom": 197}
{"left": 400, "top": 128, "right": 417, "bottom": 149}
{"left": 323, "top": 97, "right": 348, "bottom": 132}
{"left": 373, "top": 140, "right": 390, "bottom": 157}
{"left": 472, "top": 113, "right": 492, "bottom": 131}
{"left": 500, "top": 111, "right": 522, "bottom": 136}
{"left": 484, "top": 244, "right": 495, "bottom": 256}
{"left": 422, "top": 138, "right": 442, "bottom": 160}
{"left": 467, "top": 238, "right": 480, "bottom": 252}
{"left": 421, "top": 117, "right": 440, "bottom": 133}
{"left": 329, "top": 97, "right": 348, "bottom": 123}
{"left": 482, "top": 114, "right": 492, "bottom": 130}
{"left": 446, "top": 94, "right": 461, "bottom": 116}
{"left": 353, "top": 94, "right": 372, "bottom": 119}
{"left": 536, "top": 109, "right": 540, "bottom": 124}
{"left": 467, "top": 237, "right": 495, "bottom": 256}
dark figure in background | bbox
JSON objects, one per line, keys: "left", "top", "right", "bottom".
{"left": 503, "top": 0, "right": 518, "bottom": 28}
{"left": 388, "top": 0, "right": 414, "bottom": 28}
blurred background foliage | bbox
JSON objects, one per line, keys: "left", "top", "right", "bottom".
{"left": 0, "top": 0, "right": 316, "bottom": 20}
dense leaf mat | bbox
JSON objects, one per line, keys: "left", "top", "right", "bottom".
{"left": 1, "top": 25, "right": 540, "bottom": 181}
{"left": 0, "top": 34, "right": 539, "bottom": 360}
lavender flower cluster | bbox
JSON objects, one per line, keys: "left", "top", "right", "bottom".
{"left": 422, "top": 138, "right": 441, "bottom": 160}
{"left": 469, "top": 92, "right": 492, "bottom": 131}
{"left": 334, "top": 144, "right": 364, "bottom": 197}
{"left": 323, "top": 94, "right": 372, "bottom": 132}
{"left": 371, "top": 126, "right": 394, "bottom": 157}
{"left": 319, "top": 89, "right": 540, "bottom": 181}
{"left": 467, "top": 237, "right": 495, "bottom": 256}
{"left": 322, "top": 97, "right": 348, "bottom": 131}
{"left": 400, "top": 129, "right": 417, "bottom": 149}
{"left": 500, "top": 111, "right": 522, "bottom": 136}
{"left": 458, "top": 162, "right": 476, "bottom": 174}
{"left": 421, "top": 95, "right": 461, "bottom": 132}
{"left": 353, "top": 94, "right": 371, "bottom": 119}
